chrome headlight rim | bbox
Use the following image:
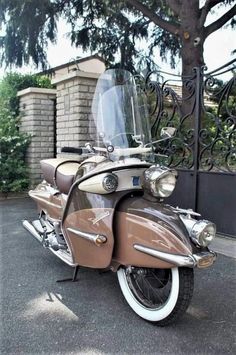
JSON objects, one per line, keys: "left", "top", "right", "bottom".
{"left": 143, "top": 166, "right": 178, "bottom": 198}
{"left": 191, "top": 220, "right": 216, "bottom": 247}
{"left": 102, "top": 173, "right": 118, "bottom": 192}
{"left": 179, "top": 214, "right": 216, "bottom": 248}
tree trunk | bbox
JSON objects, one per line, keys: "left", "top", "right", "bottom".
{"left": 181, "top": 41, "right": 204, "bottom": 78}
{"left": 180, "top": 39, "right": 204, "bottom": 119}
{"left": 180, "top": 0, "right": 205, "bottom": 77}
{"left": 179, "top": 0, "right": 204, "bottom": 119}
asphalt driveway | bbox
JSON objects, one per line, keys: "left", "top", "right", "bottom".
{"left": 0, "top": 198, "right": 235, "bottom": 355}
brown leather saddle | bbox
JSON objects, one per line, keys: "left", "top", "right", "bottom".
{"left": 40, "top": 158, "right": 81, "bottom": 194}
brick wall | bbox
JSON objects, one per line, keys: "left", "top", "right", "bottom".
{"left": 17, "top": 88, "right": 56, "bottom": 186}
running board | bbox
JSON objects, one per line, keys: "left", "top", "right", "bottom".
{"left": 22, "top": 220, "right": 76, "bottom": 267}
{"left": 22, "top": 220, "right": 43, "bottom": 244}
{"left": 49, "top": 247, "right": 76, "bottom": 267}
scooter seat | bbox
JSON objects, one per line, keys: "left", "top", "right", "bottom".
{"left": 40, "top": 158, "right": 81, "bottom": 194}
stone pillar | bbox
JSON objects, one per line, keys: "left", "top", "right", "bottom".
{"left": 52, "top": 71, "right": 99, "bottom": 155}
{"left": 17, "top": 87, "right": 57, "bottom": 187}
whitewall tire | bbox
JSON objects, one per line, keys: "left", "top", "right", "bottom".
{"left": 117, "top": 266, "right": 194, "bottom": 325}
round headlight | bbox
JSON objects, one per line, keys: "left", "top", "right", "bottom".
{"left": 102, "top": 173, "right": 118, "bottom": 192}
{"left": 155, "top": 173, "right": 177, "bottom": 197}
{"left": 191, "top": 221, "right": 216, "bottom": 247}
{"left": 143, "top": 166, "right": 177, "bottom": 198}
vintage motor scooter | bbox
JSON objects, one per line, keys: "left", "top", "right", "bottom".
{"left": 23, "top": 69, "right": 217, "bottom": 325}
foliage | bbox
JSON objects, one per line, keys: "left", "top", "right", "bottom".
{"left": 0, "top": 72, "right": 53, "bottom": 117}
{"left": 0, "top": 72, "right": 53, "bottom": 193}
{"left": 0, "top": 1, "right": 235, "bottom": 75}
{"left": 0, "top": 108, "right": 31, "bottom": 192}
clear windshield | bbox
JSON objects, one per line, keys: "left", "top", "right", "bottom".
{"left": 90, "top": 69, "right": 152, "bottom": 158}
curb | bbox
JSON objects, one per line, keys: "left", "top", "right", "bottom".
{"left": 0, "top": 192, "right": 29, "bottom": 200}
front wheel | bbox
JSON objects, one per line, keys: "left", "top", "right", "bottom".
{"left": 117, "top": 266, "right": 194, "bottom": 326}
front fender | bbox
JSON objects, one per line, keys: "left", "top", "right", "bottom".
{"left": 113, "top": 196, "right": 193, "bottom": 269}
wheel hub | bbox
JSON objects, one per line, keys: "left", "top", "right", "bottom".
{"left": 126, "top": 267, "right": 172, "bottom": 308}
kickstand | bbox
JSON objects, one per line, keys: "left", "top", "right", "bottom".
{"left": 56, "top": 265, "right": 80, "bottom": 283}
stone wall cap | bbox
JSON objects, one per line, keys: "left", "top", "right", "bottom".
{"left": 17, "top": 87, "right": 57, "bottom": 97}
{"left": 51, "top": 70, "right": 100, "bottom": 85}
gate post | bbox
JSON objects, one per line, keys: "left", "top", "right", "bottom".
{"left": 51, "top": 71, "right": 99, "bottom": 155}
{"left": 17, "top": 87, "right": 57, "bottom": 187}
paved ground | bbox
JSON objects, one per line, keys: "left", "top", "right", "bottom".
{"left": 211, "top": 235, "right": 236, "bottom": 259}
{"left": 0, "top": 198, "right": 236, "bottom": 355}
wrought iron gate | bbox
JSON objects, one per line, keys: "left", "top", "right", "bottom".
{"left": 143, "top": 60, "right": 236, "bottom": 237}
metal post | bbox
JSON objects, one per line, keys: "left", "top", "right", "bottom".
{"left": 192, "top": 67, "right": 202, "bottom": 212}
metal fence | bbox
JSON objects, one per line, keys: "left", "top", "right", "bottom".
{"left": 143, "top": 60, "right": 236, "bottom": 236}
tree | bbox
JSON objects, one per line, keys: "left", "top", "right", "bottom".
{"left": 0, "top": 1, "right": 235, "bottom": 76}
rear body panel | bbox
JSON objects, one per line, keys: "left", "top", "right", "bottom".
{"left": 29, "top": 182, "right": 64, "bottom": 220}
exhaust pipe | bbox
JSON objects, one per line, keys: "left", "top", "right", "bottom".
{"left": 22, "top": 220, "right": 43, "bottom": 244}
{"left": 22, "top": 220, "right": 76, "bottom": 267}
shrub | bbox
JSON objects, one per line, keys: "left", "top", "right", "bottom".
{"left": 0, "top": 107, "right": 31, "bottom": 192}
{"left": 0, "top": 72, "right": 53, "bottom": 193}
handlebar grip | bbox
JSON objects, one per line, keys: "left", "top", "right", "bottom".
{"left": 61, "top": 147, "right": 83, "bottom": 154}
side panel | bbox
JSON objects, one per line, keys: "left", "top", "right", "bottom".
{"left": 63, "top": 207, "right": 114, "bottom": 268}
{"left": 62, "top": 183, "right": 132, "bottom": 268}
{"left": 113, "top": 197, "right": 193, "bottom": 269}
{"left": 29, "top": 182, "right": 64, "bottom": 220}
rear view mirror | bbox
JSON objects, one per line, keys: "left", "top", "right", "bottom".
{"left": 160, "top": 127, "right": 176, "bottom": 139}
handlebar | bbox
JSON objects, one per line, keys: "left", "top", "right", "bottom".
{"left": 61, "top": 145, "right": 103, "bottom": 155}
{"left": 61, "top": 147, "right": 84, "bottom": 154}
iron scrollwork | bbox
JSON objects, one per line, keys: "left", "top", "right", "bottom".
{"left": 142, "top": 60, "right": 236, "bottom": 173}
{"left": 200, "top": 71, "right": 236, "bottom": 172}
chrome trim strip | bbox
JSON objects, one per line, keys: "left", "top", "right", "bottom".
{"left": 67, "top": 227, "right": 107, "bottom": 246}
{"left": 173, "top": 207, "right": 201, "bottom": 217}
{"left": 134, "top": 244, "right": 195, "bottom": 267}
{"left": 133, "top": 244, "right": 217, "bottom": 268}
